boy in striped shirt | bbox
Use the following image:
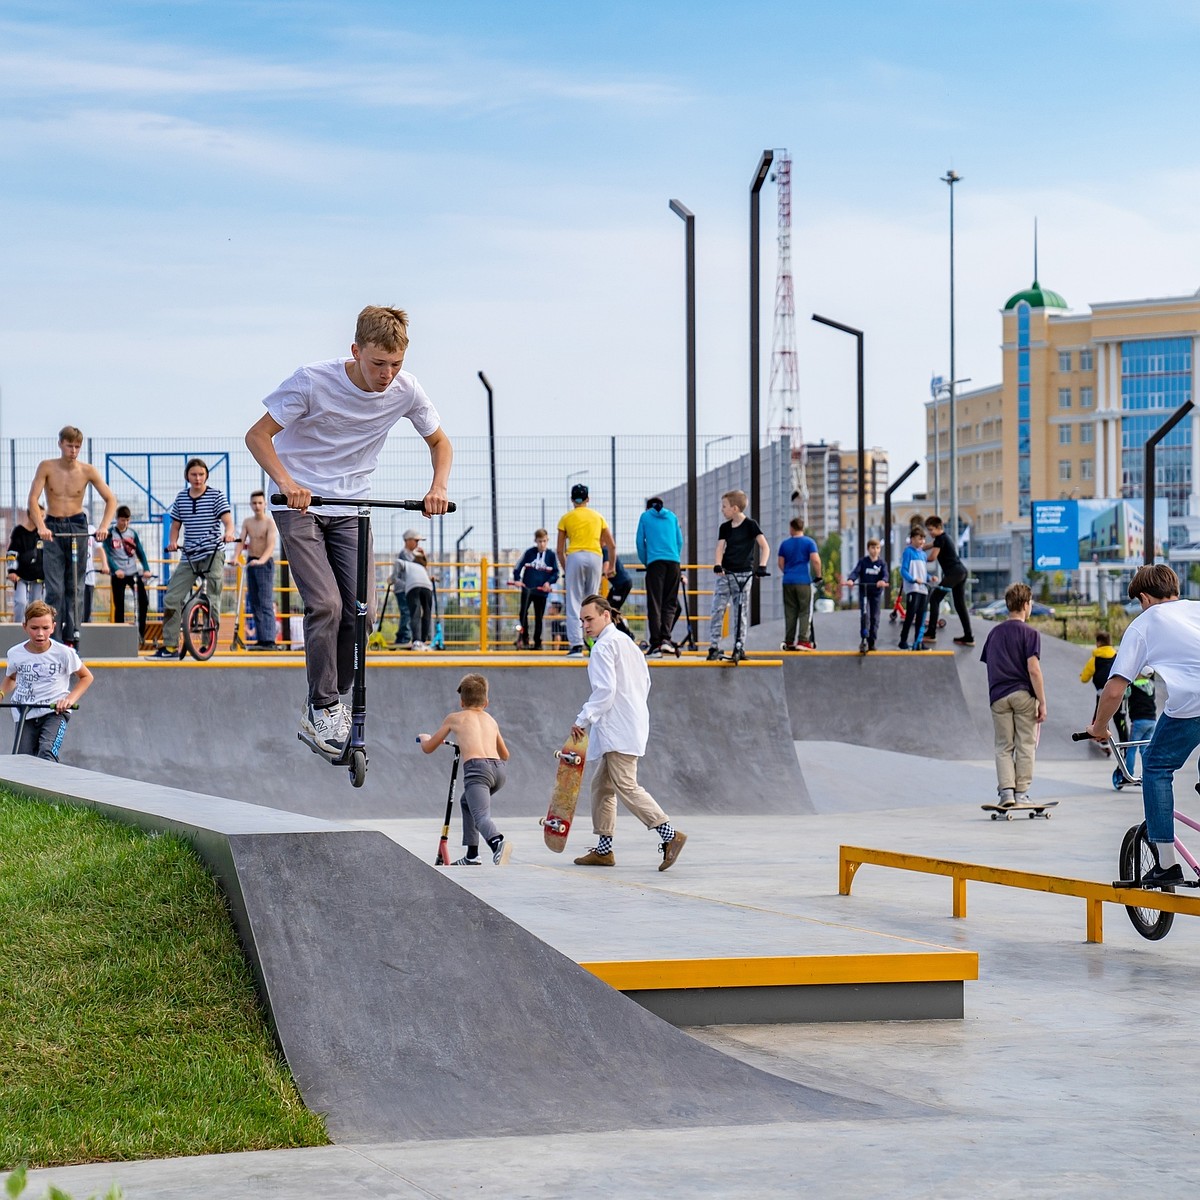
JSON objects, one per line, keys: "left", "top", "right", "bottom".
{"left": 152, "top": 458, "right": 237, "bottom": 658}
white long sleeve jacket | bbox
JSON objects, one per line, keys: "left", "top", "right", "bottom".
{"left": 574, "top": 623, "right": 651, "bottom": 757}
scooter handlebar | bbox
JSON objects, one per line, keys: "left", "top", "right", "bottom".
{"left": 271, "top": 494, "right": 456, "bottom": 513}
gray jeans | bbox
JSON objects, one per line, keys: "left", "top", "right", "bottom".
{"left": 564, "top": 551, "right": 601, "bottom": 647}
{"left": 461, "top": 757, "right": 506, "bottom": 846}
{"left": 43, "top": 514, "right": 87, "bottom": 643}
{"left": 275, "top": 510, "right": 373, "bottom": 709}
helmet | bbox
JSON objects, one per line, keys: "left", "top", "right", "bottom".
{"left": 570, "top": 483, "right": 589, "bottom": 503}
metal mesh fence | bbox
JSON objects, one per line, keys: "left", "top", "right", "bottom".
{"left": 0, "top": 433, "right": 795, "bottom": 643}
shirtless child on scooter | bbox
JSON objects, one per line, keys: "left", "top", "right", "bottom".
{"left": 418, "top": 673, "right": 511, "bottom": 865}
{"left": 27, "top": 426, "right": 117, "bottom": 646}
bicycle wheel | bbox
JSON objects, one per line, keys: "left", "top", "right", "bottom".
{"left": 1119, "top": 823, "right": 1174, "bottom": 940}
{"left": 182, "top": 596, "right": 219, "bottom": 661}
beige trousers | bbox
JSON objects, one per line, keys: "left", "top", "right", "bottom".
{"left": 990, "top": 690, "right": 1039, "bottom": 792}
{"left": 590, "top": 751, "right": 669, "bottom": 836}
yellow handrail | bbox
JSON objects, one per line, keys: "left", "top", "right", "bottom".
{"left": 839, "top": 844, "right": 1200, "bottom": 944}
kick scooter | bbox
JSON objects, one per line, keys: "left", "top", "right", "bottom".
{"left": 271, "top": 493, "right": 456, "bottom": 788}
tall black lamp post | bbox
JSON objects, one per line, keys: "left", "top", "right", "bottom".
{"left": 477, "top": 371, "right": 499, "bottom": 569}
{"left": 1144, "top": 401, "right": 1194, "bottom": 564}
{"left": 749, "top": 149, "right": 774, "bottom": 624}
{"left": 670, "top": 198, "right": 698, "bottom": 642}
{"left": 812, "top": 314, "right": 866, "bottom": 565}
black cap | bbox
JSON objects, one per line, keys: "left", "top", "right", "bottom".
{"left": 570, "top": 483, "right": 589, "bottom": 502}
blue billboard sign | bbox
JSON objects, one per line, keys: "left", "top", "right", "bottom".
{"left": 1032, "top": 501, "right": 1079, "bottom": 570}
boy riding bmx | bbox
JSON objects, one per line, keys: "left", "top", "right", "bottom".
{"left": 245, "top": 306, "right": 452, "bottom": 755}
{"left": 1088, "top": 564, "right": 1200, "bottom": 887}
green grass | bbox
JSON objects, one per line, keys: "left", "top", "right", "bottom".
{"left": 0, "top": 791, "right": 328, "bottom": 1169}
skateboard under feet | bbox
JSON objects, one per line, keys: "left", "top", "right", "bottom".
{"left": 980, "top": 801, "right": 1059, "bottom": 821}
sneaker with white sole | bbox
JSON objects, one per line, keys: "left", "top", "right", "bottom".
{"left": 492, "top": 837, "right": 512, "bottom": 865}
{"left": 302, "top": 702, "right": 350, "bottom": 755}
{"left": 450, "top": 856, "right": 482, "bottom": 866}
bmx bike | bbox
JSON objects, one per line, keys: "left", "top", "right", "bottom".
{"left": 270, "top": 493, "right": 456, "bottom": 789}
{"left": 177, "top": 545, "right": 227, "bottom": 661}
{"left": 1074, "top": 729, "right": 1199, "bottom": 940}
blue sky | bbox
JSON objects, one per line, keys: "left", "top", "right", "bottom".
{"left": 3, "top": 0, "right": 1200, "bottom": 494}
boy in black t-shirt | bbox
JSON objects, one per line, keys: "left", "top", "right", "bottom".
{"left": 707, "top": 490, "right": 770, "bottom": 662}
{"left": 923, "top": 515, "right": 974, "bottom": 647}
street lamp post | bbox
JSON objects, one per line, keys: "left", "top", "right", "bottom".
{"left": 883, "top": 461, "right": 920, "bottom": 604}
{"left": 812, "top": 314, "right": 866, "bottom": 565}
{"left": 670, "top": 199, "right": 698, "bottom": 642}
{"left": 704, "top": 435, "right": 733, "bottom": 474}
{"left": 749, "top": 150, "right": 774, "bottom": 626}
{"left": 478, "top": 372, "right": 499, "bottom": 570}
{"left": 1144, "top": 401, "right": 1194, "bottom": 564}
{"left": 942, "top": 169, "right": 962, "bottom": 546}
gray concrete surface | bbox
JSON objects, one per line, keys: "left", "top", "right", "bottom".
{"left": 18, "top": 748, "right": 1200, "bottom": 1197}
{"left": 56, "top": 659, "right": 812, "bottom": 817}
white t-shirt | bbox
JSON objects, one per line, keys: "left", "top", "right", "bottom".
{"left": 574, "top": 622, "right": 651, "bottom": 758}
{"left": 263, "top": 359, "right": 441, "bottom": 516}
{"left": 1111, "top": 599, "right": 1200, "bottom": 718}
{"left": 5, "top": 639, "right": 83, "bottom": 721}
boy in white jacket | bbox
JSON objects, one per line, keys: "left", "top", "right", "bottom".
{"left": 570, "top": 594, "right": 687, "bottom": 871}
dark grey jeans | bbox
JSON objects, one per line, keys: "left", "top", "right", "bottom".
{"left": 275, "top": 510, "right": 373, "bottom": 709}
{"left": 461, "top": 757, "right": 506, "bottom": 846}
{"left": 43, "top": 513, "right": 88, "bottom": 643}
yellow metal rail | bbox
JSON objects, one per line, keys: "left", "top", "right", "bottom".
{"left": 839, "top": 844, "right": 1200, "bottom": 944}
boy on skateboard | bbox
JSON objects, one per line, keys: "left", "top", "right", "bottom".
{"left": 1, "top": 600, "right": 94, "bottom": 759}
{"left": 980, "top": 582, "right": 1047, "bottom": 808}
{"left": 419, "top": 673, "right": 511, "bottom": 865}
{"left": 571, "top": 594, "right": 686, "bottom": 871}
{"left": 245, "top": 306, "right": 452, "bottom": 755}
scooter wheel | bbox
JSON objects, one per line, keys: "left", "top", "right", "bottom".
{"left": 350, "top": 749, "right": 367, "bottom": 788}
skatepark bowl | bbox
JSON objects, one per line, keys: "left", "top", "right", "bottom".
{"left": 8, "top": 609, "right": 1200, "bottom": 1197}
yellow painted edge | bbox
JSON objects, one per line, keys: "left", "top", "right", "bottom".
{"left": 580, "top": 951, "right": 978, "bottom": 991}
{"left": 746, "top": 649, "right": 955, "bottom": 658}
{"left": 76, "top": 655, "right": 784, "bottom": 670}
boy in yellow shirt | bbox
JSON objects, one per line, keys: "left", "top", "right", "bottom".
{"left": 556, "top": 482, "right": 615, "bottom": 657}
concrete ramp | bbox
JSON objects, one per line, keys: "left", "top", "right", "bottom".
{"left": 777, "top": 651, "right": 985, "bottom": 761}
{"left": 64, "top": 660, "right": 812, "bottom": 818}
{"left": 0, "top": 759, "right": 869, "bottom": 1142}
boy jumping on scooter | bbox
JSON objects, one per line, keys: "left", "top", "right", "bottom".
{"left": 245, "top": 306, "right": 453, "bottom": 755}
{"left": 419, "top": 673, "right": 511, "bottom": 865}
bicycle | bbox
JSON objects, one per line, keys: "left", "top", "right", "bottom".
{"left": 1073, "top": 729, "right": 1198, "bottom": 940}
{"left": 177, "top": 545, "right": 227, "bottom": 661}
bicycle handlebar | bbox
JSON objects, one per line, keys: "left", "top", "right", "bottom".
{"left": 270, "top": 493, "right": 457, "bottom": 513}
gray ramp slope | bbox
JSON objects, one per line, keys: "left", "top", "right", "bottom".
{"left": 782, "top": 653, "right": 984, "bottom": 760}
{"left": 66, "top": 663, "right": 812, "bottom": 818}
{"left": 0, "top": 759, "right": 870, "bottom": 1142}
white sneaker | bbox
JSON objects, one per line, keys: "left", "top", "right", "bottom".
{"left": 411, "top": 640, "right": 425, "bottom": 651}
{"left": 303, "top": 702, "right": 349, "bottom": 755}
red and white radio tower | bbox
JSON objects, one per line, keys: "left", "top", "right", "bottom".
{"left": 768, "top": 151, "right": 806, "bottom": 517}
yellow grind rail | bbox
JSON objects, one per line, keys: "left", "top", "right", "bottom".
{"left": 839, "top": 844, "right": 1200, "bottom": 944}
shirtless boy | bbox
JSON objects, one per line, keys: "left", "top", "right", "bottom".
{"left": 418, "top": 673, "right": 511, "bottom": 865}
{"left": 28, "top": 426, "right": 117, "bottom": 645}
{"left": 240, "top": 490, "right": 278, "bottom": 649}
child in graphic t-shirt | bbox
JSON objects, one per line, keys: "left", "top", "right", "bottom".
{"left": 245, "top": 306, "right": 453, "bottom": 757}
{"left": 1, "top": 600, "right": 93, "bottom": 760}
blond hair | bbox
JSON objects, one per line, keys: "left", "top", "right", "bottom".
{"left": 722, "top": 490, "right": 747, "bottom": 512}
{"left": 23, "top": 600, "right": 56, "bottom": 624}
{"left": 355, "top": 306, "right": 409, "bottom": 354}
{"left": 457, "top": 673, "right": 488, "bottom": 708}
{"left": 58, "top": 425, "right": 83, "bottom": 445}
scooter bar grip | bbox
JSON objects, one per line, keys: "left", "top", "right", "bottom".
{"left": 270, "top": 493, "right": 456, "bottom": 513}
{"left": 1071, "top": 731, "right": 1094, "bottom": 741}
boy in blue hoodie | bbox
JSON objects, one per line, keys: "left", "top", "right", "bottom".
{"left": 898, "top": 527, "right": 930, "bottom": 651}
{"left": 635, "top": 497, "right": 684, "bottom": 658}
{"left": 511, "top": 529, "right": 559, "bottom": 650}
